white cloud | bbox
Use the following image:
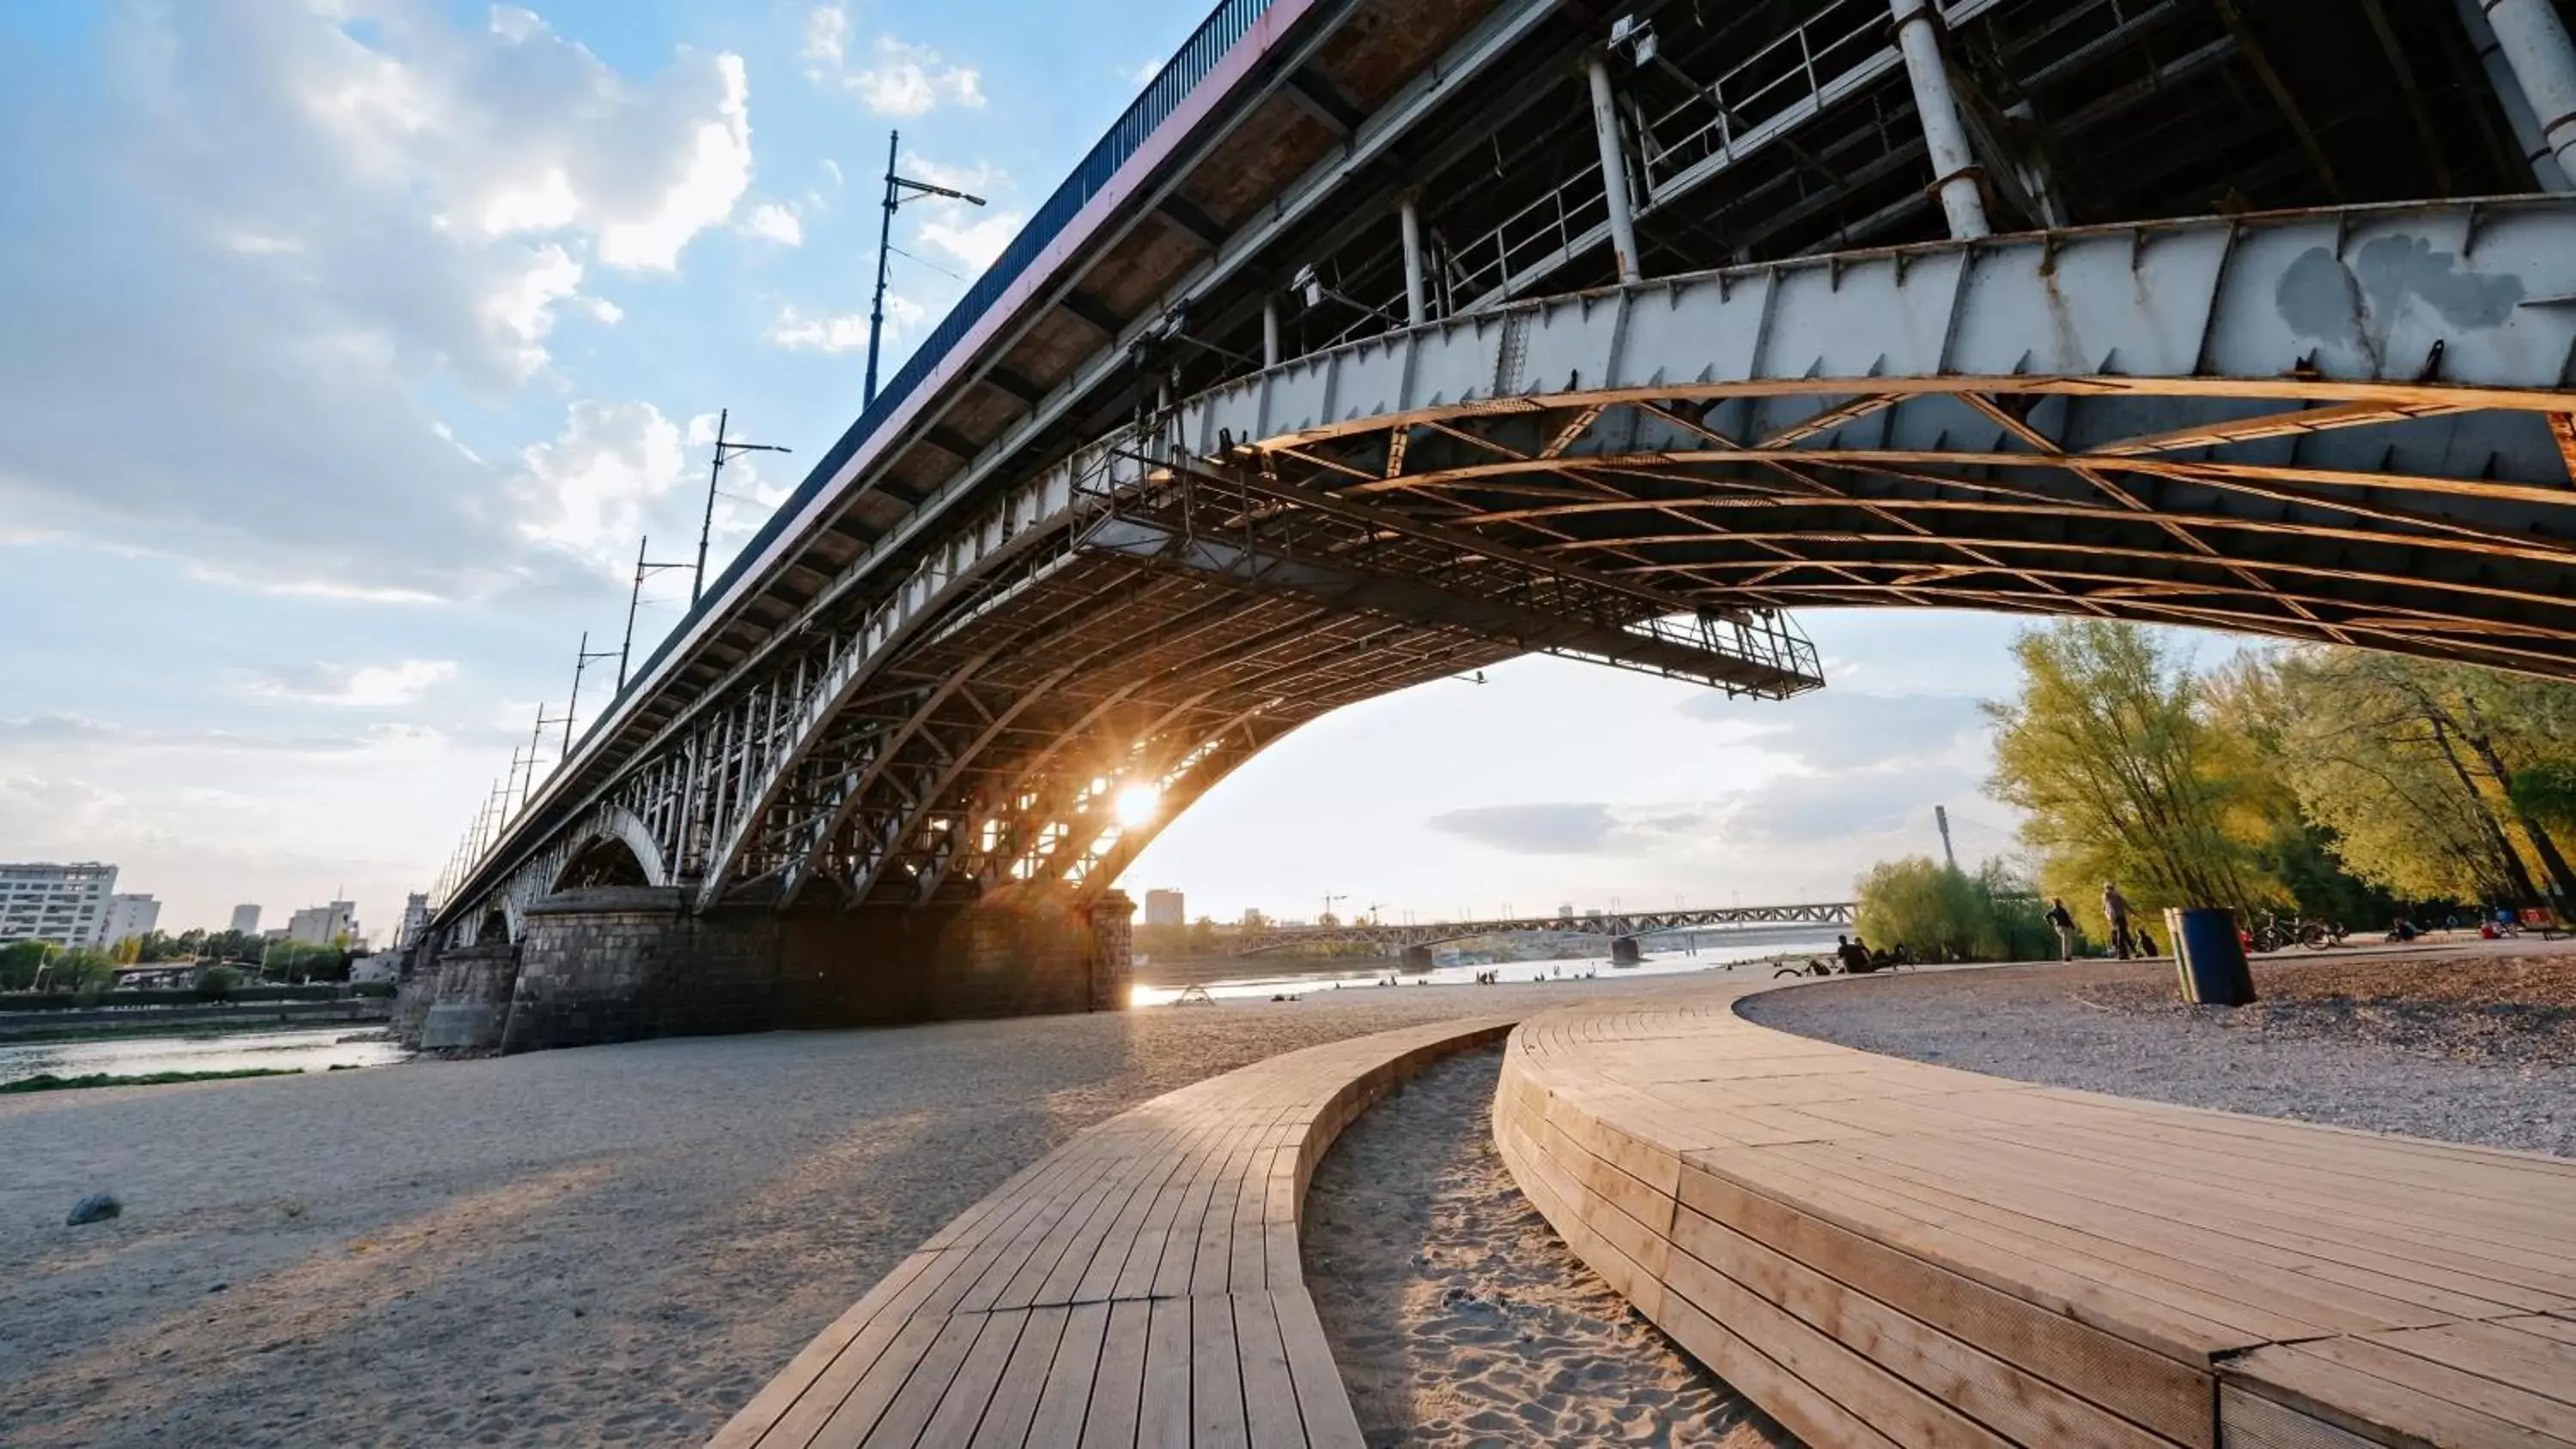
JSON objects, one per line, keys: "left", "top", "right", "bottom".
{"left": 509, "top": 400, "right": 692, "bottom": 569}
{"left": 594, "top": 54, "right": 753, "bottom": 270}
{"left": 741, "top": 201, "right": 804, "bottom": 246}
{"left": 1126, "top": 58, "right": 1166, "bottom": 88}
{"left": 769, "top": 306, "right": 870, "bottom": 353}
{"left": 0, "top": 4, "right": 752, "bottom": 597}
{"left": 801, "top": 5, "right": 852, "bottom": 68}
{"left": 240, "top": 660, "right": 461, "bottom": 708}
{"left": 805, "top": 12, "right": 985, "bottom": 117}
{"left": 769, "top": 297, "right": 922, "bottom": 352}
{"left": 918, "top": 210, "right": 1018, "bottom": 270}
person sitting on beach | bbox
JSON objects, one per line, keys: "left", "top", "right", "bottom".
{"left": 2386, "top": 915, "right": 2420, "bottom": 943}
{"left": 1835, "top": 935, "right": 1874, "bottom": 973}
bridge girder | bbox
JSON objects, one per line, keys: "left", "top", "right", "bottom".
{"left": 438, "top": 199, "right": 2576, "bottom": 937}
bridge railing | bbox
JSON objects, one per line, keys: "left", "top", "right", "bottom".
{"left": 610, "top": 0, "right": 1285, "bottom": 724}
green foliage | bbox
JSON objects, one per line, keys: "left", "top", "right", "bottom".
{"left": 56, "top": 949, "right": 118, "bottom": 993}
{"left": 2513, "top": 759, "right": 2576, "bottom": 833}
{"left": 259, "top": 940, "right": 350, "bottom": 983}
{"left": 0, "top": 940, "right": 57, "bottom": 991}
{"left": 197, "top": 965, "right": 244, "bottom": 1001}
{"left": 1853, "top": 857, "right": 2057, "bottom": 962}
{"left": 1986, "top": 621, "right": 2280, "bottom": 930}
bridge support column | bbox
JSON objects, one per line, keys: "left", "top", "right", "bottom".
{"left": 1609, "top": 936, "right": 1644, "bottom": 967}
{"left": 1401, "top": 943, "right": 1435, "bottom": 973}
{"left": 503, "top": 887, "right": 782, "bottom": 1053}
{"left": 394, "top": 934, "right": 521, "bottom": 1050}
{"left": 1583, "top": 52, "right": 1643, "bottom": 285}
{"left": 2460, "top": 0, "right": 2575, "bottom": 191}
{"left": 1397, "top": 193, "right": 1429, "bottom": 325}
{"left": 1890, "top": 0, "right": 1990, "bottom": 239}
{"left": 2484, "top": 0, "right": 2576, "bottom": 183}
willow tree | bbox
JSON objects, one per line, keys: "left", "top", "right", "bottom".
{"left": 1985, "top": 621, "right": 2274, "bottom": 929}
{"left": 2272, "top": 650, "right": 2576, "bottom": 906}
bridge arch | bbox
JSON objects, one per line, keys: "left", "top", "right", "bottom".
{"left": 550, "top": 808, "right": 667, "bottom": 892}
{"left": 435, "top": 202, "right": 2576, "bottom": 937}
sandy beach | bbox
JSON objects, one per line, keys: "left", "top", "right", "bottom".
{"left": 1304, "top": 1046, "right": 1789, "bottom": 1448}
{"left": 1, "top": 978, "right": 1681, "bottom": 1447}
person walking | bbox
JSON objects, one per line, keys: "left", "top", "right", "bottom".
{"left": 2044, "top": 898, "right": 2077, "bottom": 961}
{"left": 2102, "top": 882, "right": 2136, "bottom": 960}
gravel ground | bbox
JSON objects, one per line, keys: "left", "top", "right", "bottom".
{"left": 0, "top": 979, "right": 1674, "bottom": 1448}
{"left": 1304, "top": 1047, "right": 1789, "bottom": 1449}
{"left": 1741, "top": 952, "right": 2576, "bottom": 1157}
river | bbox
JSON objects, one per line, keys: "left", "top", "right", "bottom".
{"left": 1129, "top": 934, "right": 1842, "bottom": 1006}
{"left": 0, "top": 1025, "right": 411, "bottom": 1087}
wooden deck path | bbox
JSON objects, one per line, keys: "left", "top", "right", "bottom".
{"left": 1495, "top": 980, "right": 2576, "bottom": 1448}
{"left": 712, "top": 1016, "right": 1516, "bottom": 1448}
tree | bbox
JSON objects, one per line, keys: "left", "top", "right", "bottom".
{"left": 55, "top": 949, "right": 118, "bottom": 994}
{"left": 1853, "top": 856, "right": 2057, "bottom": 961}
{"left": 1986, "top": 621, "right": 2278, "bottom": 931}
{"left": 198, "top": 964, "right": 244, "bottom": 1001}
{"left": 2268, "top": 650, "right": 2570, "bottom": 906}
{"left": 0, "top": 940, "right": 56, "bottom": 991}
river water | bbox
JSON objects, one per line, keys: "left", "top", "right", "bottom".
{"left": 1130, "top": 934, "right": 1842, "bottom": 1006}
{"left": 0, "top": 1026, "right": 411, "bottom": 1087}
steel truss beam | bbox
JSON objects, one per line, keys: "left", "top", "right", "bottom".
{"left": 440, "top": 199, "right": 2576, "bottom": 934}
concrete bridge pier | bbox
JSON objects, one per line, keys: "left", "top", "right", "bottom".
{"left": 1609, "top": 936, "right": 1644, "bottom": 967}
{"left": 404, "top": 887, "right": 1140, "bottom": 1055}
{"left": 1401, "top": 943, "right": 1435, "bottom": 973}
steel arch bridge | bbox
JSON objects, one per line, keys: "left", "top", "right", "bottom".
{"left": 1229, "top": 901, "right": 1858, "bottom": 955}
{"left": 416, "top": 0, "right": 2576, "bottom": 1044}
{"left": 443, "top": 197, "right": 2576, "bottom": 942}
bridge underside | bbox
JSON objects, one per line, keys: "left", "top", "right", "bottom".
{"left": 420, "top": 0, "right": 2576, "bottom": 1049}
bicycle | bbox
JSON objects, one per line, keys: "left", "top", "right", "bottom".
{"left": 2250, "top": 908, "right": 2344, "bottom": 952}
{"left": 1772, "top": 957, "right": 1836, "bottom": 979}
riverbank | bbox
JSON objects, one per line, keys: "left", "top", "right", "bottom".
{"left": 0, "top": 977, "right": 1704, "bottom": 1447}
{"left": 1741, "top": 947, "right": 2576, "bottom": 1157}
{"left": 0, "top": 998, "right": 389, "bottom": 1045}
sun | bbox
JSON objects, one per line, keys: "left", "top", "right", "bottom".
{"left": 1112, "top": 781, "right": 1163, "bottom": 828}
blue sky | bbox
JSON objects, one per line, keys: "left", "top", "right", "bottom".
{"left": 0, "top": 0, "right": 2040, "bottom": 936}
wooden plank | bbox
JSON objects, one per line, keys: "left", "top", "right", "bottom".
{"left": 1668, "top": 1197, "right": 2186, "bottom": 1449}
{"left": 1018, "top": 1300, "right": 1108, "bottom": 1448}
{"left": 1193, "top": 1294, "right": 1250, "bottom": 1448}
{"left": 1079, "top": 1298, "right": 1151, "bottom": 1449}
{"left": 856, "top": 1311, "right": 987, "bottom": 1448}
{"left": 1136, "top": 1295, "right": 1194, "bottom": 1449}
{"left": 2224, "top": 1343, "right": 2567, "bottom": 1449}
{"left": 1273, "top": 1288, "right": 1365, "bottom": 1449}
{"left": 1233, "top": 1292, "right": 1307, "bottom": 1449}
{"left": 803, "top": 1313, "right": 945, "bottom": 1449}
{"left": 969, "top": 1304, "right": 1069, "bottom": 1448}
{"left": 914, "top": 1310, "right": 1031, "bottom": 1449}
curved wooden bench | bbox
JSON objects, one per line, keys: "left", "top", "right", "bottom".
{"left": 1495, "top": 980, "right": 2576, "bottom": 1449}
{"left": 714, "top": 1015, "right": 1516, "bottom": 1448}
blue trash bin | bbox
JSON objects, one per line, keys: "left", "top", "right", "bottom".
{"left": 2166, "top": 906, "right": 2255, "bottom": 1006}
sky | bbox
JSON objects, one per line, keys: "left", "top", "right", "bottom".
{"left": 0, "top": 0, "right": 2056, "bottom": 937}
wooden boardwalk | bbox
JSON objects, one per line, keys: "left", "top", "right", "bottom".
{"left": 712, "top": 1016, "right": 1516, "bottom": 1448}
{"left": 1495, "top": 981, "right": 2576, "bottom": 1448}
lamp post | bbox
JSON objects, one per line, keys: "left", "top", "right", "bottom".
{"left": 866, "top": 130, "right": 987, "bottom": 407}
{"left": 692, "top": 409, "right": 789, "bottom": 605}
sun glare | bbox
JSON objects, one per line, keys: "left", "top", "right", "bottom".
{"left": 1112, "top": 781, "right": 1162, "bottom": 828}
